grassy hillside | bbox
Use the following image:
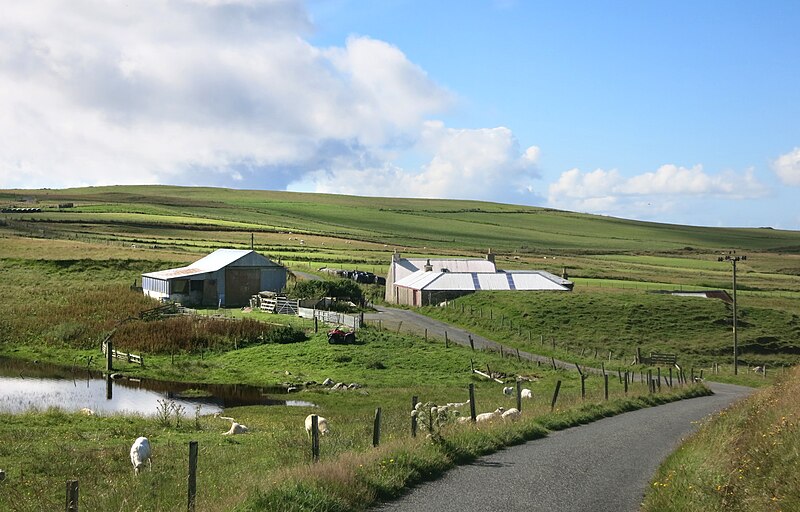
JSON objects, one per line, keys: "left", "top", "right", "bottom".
{"left": 3, "top": 185, "right": 800, "bottom": 255}
{"left": 421, "top": 290, "right": 800, "bottom": 369}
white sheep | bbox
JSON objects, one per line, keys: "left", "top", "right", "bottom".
{"left": 475, "top": 407, "right": 505, "bottom": 423}
{"left": 130, "top": 437, "right": 152, "bottom": 475}
{"left": 521, "top": 388, "right": 533, "bottom": 399}
{"left": 502, "top": 386, "right": 514, "bottom": 396}
{"left": 217, "top": 415, "right": 249, "bottom": 435}
{"left": 501, "top": 408, "right": 521, "bottom": 421}
{"left": 304, "top": 414, "right": 330, "bottom": 437}
{"left": 79, "top": 407, "right": 95, "bottom": 416}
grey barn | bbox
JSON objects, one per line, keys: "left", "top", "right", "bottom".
{"left": 142, "top": 249, "right": 286, "bottom": 307}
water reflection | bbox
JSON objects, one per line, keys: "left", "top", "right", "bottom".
{"left": 0, "top": 357, "right": 314, "bottom": 416}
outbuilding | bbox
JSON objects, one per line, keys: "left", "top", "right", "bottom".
{"left": 385, "top": 250, "right": 573, "bottom": 306}
{"left": 142, "top": 249, "right": 286, "bottom": 307}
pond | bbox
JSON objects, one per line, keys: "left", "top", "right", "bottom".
{"left": 0, "top": 357, "right": 315, "bottom": 416}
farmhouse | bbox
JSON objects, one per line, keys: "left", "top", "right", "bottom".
{"left": 385, "top": 251, "right": 573, "bottom": 306}
{"left": 142, "top": 249, "right": 286, "bottom": 307}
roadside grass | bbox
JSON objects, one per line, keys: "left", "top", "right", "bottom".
{"left": 642, "top": 366, "right": 800, "bottom": 512}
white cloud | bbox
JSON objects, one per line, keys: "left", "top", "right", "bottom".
{"left": 547, "top": 164, "right": 767, "bottom": 216}
{"left": 296, "top": 122, "right": 542, "bottom": 202}
{"left": 772, "top": 148, "right": 800, "bottom": 186}
{"left": 0, "top": 0, "right": 454, "bottom": 190}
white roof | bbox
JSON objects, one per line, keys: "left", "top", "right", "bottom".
{"left": 394, "top": 270, "right": 571, "bottom": 292}
{"left": 143, "top": 249, "right": 276, "bottom": 280}
{"left": 392, "top": 257, "right": 497, "bottom": 282}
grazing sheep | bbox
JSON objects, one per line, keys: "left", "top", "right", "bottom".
{"left": 79, "top": 407, "right": 95, "bottom": 416}
{"left": 521, "top": 388, "right": 533, "bottom": 399}
{"left": 130, "top": 437, "right": 152, "bottom": 475}
{"left": 501, "top": 408, "right": 521, "bottom": 421}
{"left": 446, "top": 399, "right": 470, "bottom": 408}
{"left": 752, "top": 366, "right": 764, "bottom": 374}
{"left": 304, "top": 414, "right": 330, "bottom": 437}
{"left": 475, "top": 407, "right": 505, "bottom": 423}
{"left": 502, "top": 386, "right": 514, "bottom": 396}
{"left": 217, "top": 415, "right": 249, "bottom": 435}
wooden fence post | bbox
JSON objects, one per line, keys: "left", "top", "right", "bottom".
{"left": 66, "top": 479, "right": 79, "bottom": 512}
{"left": 575, "top": 363, "right": 586, "bottom": 401}
{"left": 669, "top": 368, "right": 673, "bottom": 388}
{"left": 424, "top": 328, "right": 427, "bottom": 341}
{"left": 469, "top": 335, "right": 475, "bottom": 351}
{"left": 500, "top": 345, "right": 504, "bottom": 358}
{"left": 411, "top": 396, "right": 418, "bottom": 437}
{"left": 516, "top": 381, "right": 522, "bottom": 412}
{"left": 373, "top": 407, "right": 382, "bottom": 447}
{"left": 188, "top": 441, "right": 198, "bottom": 512}
{"left": 444, "top": 331, "right": 448, "bottom": 348}
{"left": 551, "top": 357, "right": 557, "bottom": 371}
{"left": 311, "top": 415, "right": 320, "bottom": 462}
{"left": 516, "top": 348, "right": 521, "bottom": 362}
{"left": 550, "top": 380, "right": 562, "bottom": 411}
{"left": 624, "top": 372, "right": 628, "bottom": 394}
{"left": 657, "top": 368, "right": 661, "bottom": 391}
{"left": 604, "top": 374, "right": 609, "bottom": 401}
{"left": 469, "top": 384, "right": 476, "bottom": 421}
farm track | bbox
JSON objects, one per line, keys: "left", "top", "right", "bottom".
{"left": 367, "top": 306, "right": 755, "bottom": 511}
{"left": 365, "top": 306, "right": 593, "bottom": 373}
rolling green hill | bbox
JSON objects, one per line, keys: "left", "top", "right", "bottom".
{"left": 2, "top": 185, "right": 799, "bottom": 255}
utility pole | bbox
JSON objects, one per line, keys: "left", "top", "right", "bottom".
{"left": 718, "top": 252, "right": 747, "bottom": 375}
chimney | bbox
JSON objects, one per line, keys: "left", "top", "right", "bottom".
{"left": 392, "top": 250, "right": 401, "bottom": 262}
{"left": 486, "top": 249, "right": 495, "bottom": 264}
{"left": 424, "top": 259, "right": 433, "bottom": 272}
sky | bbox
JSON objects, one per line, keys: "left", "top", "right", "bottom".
{"left": 1, "top": 1, "right": 799, "bottom": 229}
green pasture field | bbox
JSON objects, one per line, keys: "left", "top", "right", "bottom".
{"left": 4, "top": 185, "right": 800, "bottom": 254}
{"left": 419, "top": 289, "right": 800, "bottom": 369}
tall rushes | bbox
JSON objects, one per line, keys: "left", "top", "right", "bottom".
{"left": 113, "top": 316, "right": 305, "bottom": 353}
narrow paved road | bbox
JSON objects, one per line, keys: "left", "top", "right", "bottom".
{"left": 364, "top": 306, "right": 754, "bottom": 511}
{"left": 374, "top": 381, "right": 753, "bottom": 512}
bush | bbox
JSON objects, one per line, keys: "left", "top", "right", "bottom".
{"left": 288, "top": 279, "right": 363, "bottom": 302}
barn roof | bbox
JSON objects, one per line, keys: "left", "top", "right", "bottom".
{"left": 142, "top": 249, "right": 280, "bottom": 280}
{"left": 394, "top": 269, "right": 572, "bottom": 292}
{"left": 392, "top": 257, "right": 497, "bottom": 282}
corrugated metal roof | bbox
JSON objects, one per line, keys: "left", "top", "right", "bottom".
{"left": 142, "top": 249, "right": 278, "bottom": 280}
{"left": 393, "top": 257, "right": 497, "bottom": 282}
{"left": 395, "top": 270, "right": 571, "bottom": 292}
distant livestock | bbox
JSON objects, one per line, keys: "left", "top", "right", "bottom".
{"left": 475, "top": 407, "right": 505, "bottom": 423}
{"left": 217, "top": 415, "right": 249, "bottom": 435}
{"left": 305, "top": 414, "right": 330, "bottom": 437}
{"left": 501, "top": 408, "right": 521, "bottom": 421}
{"left": 521, "top": 388, "right": 533, "bottom": 399}
{"left": 130, "top": 437, "right": 152, "bottom": 475}
{"left": 502, "top": 386, "right": 514, "bottom": 396}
